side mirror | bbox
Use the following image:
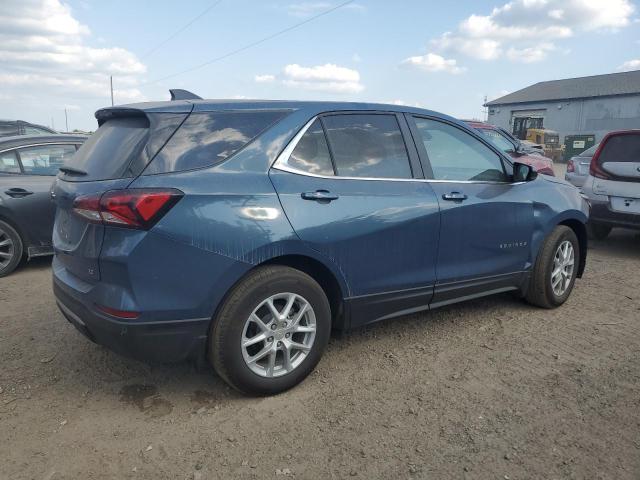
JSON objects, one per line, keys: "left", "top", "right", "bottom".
{"left": 513, "top": 162, "right": 538, "bottom": 182}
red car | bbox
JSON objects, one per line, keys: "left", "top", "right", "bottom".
{"left": 465, "top": 121, "right": 555, "bottom": 176}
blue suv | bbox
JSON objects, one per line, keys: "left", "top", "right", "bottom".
{"left": 52, "top": 94, "right": 589, "bottom": 395}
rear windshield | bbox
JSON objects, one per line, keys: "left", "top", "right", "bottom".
{"left": 60, "top": 113, "right": 187, "bottom": 182}
{"left": 143, "top": 110, "right": 289, "bottom": 175}
{"left": 599, "top": 135, "right": 640, "bottom": 164}
{"left": 579, "top": 144, "right": 599, "bottom": 157}
{"left": 63, "top": 116, "right": 150, "bottom": 181}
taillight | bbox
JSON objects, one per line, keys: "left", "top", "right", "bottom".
{"left": 95, "top": 304, "right": 140, "bottom": 319}
{"left": 589, "top": 141, "right": 610, "bottom": 180}
{"left": 73, "top": 189, "right": 183, "bottom": 229}
{"left": 566, "top": 159, "right": 575, "bottom": 173}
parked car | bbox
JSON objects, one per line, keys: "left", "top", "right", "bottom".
{"left": 465, "top": 121, "right": 555, "bottom": 176}
{"left": 0, "top": 134, "right": 87, "bottom": 276}
{"left": 565, "top": 143, "right": 599, "bottom": 187}
{"left": 0, "top": 120, "right": 57, "bottom": 138}
{"left": 581, "top": 130, "right": 640, "bottom": 239}
{"left": 52, "top": 96, "right": 588, "bottom": 395}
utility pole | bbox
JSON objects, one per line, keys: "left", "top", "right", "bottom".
{"left": 110, "top": 76, "right": 114, "bottom": 106}
{"left": 64, "top": 108, "right": 69, "bottom": 132}
{"left": 484, "top": 95, "right": 488, "bottom": 122}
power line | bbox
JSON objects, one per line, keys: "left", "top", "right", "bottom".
{"left": 140, "top": 0, "right": 224, "bottom": 59}
{"left": 139, "top": 0, "right": 355, "bottom": 87}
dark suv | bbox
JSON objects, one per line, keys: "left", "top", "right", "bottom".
{"left": 52, "top": 95, "right": 588, "bottom": 395}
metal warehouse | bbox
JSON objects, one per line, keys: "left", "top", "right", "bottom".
{"left": 485, "top": 70, "right": 640, "bottom": 159}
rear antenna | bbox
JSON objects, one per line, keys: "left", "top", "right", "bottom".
{"left": 169, "top": 89, "right": 202, "bottom": 101}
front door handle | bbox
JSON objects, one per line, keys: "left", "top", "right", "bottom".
{"left": 5, "top": 188, "right": 34, "bottom": 198}
{"left": 442, "top": 192, "right": 468, "bottom": 202}
{"left": 301, "top": 190, "right": 339, "bottom": 202}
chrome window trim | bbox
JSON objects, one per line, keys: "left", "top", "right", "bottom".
{"left": 0, "top": 142, "right": 80, "bottom": 155}
{"left": 271, "top": 116, "right": 519, "bottom": 185}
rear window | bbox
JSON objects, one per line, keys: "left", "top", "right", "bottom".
{"left": 143, "top": 110, "right": 289, "bottom": 175}
{"left": 579, "top": 144, "right": 599, "bottom": 157}
{"left": 61, "top": 113, "right": 187, "bottom": 182}
{"left": 599, "top": 135, "right": 640, "bottom": 164}
{"left": 64, "top": 116, "right": 150, "bottom": 181}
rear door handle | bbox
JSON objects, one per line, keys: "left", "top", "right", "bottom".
{"left": 442, "top": 192, "right": 468, "bottom": 202}
{"left": 5, "top": 188, "right": 34, "bottom": 198}
{"left": 301, "top": 190, "right": 339, "bottom": 202}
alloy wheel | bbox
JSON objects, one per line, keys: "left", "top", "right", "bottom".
{"left": 241, "top": 292, "right": 317, "bottom": 378}
{"left": 551, "top": 240, "right": 575, "bottom": 296}
{"left": 0, "top": 226, "right": 15, "bottom": 270}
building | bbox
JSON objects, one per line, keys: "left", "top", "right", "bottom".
{"left": 485, "top": 70, "right": 640, "bottom": 146}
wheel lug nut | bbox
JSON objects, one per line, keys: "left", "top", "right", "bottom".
{"left": 268, "top": 337, "right": 274, "bottom": 343}
{"left": 277, "top": 341, "right": 282, "bottom": 347}
{"left": 285, "top": 333, "right": 290, "bottom": 338}
{"left": 282, "top": 321, "right": 287, "bottom": 327}
{"left": 271, "top": 324, "right": 277, "bottom": 330}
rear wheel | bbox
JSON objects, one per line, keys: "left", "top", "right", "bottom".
{"left": 210, "top": 266, "right": 331, "bottom": 395}
{"left": 0, "top": 220, "right": 23, "bottom": 277}
{"left": 526, "top": 225, "right": 579, "bottom": 309}
{"left": 587, "top": 222, "right": 611, "bottom": 240}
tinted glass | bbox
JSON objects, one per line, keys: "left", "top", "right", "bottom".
{"left": 145, "top": 110, "right": 289, "bottom": 175}
{"left": 286, "top": 119, "right": 334, "bottom": 176}
{"left": 599, "top": 135, "right": 640, "bottom": 164}
{"left": 18, "top": 144, "right": 77, "bottom": 175}
{"left": 0, "top": 151, "right": 20, "bottom": 173}
{"left": 0, "top": 124, "right": 20, "bottom": 137}
{"left": 413, "top": 117, "right": 507, "bottom": 182}
{"left": 23, "top": 126, "right": 53, "bottom": 135}
{"left": 64, "top": 116, "right": 150, "bottom": 181}
{"left": 322, "top": 114, "right": 412, "bottom": 179}
{"left": 477, "top": 128, "right": 515, "bottom": 153}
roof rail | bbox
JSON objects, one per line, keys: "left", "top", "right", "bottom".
{"left": 169, "top": 89, "right": 202, "bottom": 101}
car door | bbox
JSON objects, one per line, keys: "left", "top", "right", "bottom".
{"left": 270, "top": 112, "right": 441, "bottom": 327}
{"left": 407, "top": 115, "right": 534, "bottom": 307}
{"left": 1, "top": 144, "right": 78, "bottom": 252}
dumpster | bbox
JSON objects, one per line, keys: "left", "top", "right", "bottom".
{"left": 564, "top": 134, "right": 596, "bottom": 162}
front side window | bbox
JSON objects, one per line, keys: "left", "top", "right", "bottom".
{"left": 18, "top": 144, "right": 77, "bottom": 175}
{"left": 0, "top": 151, "right": 20, "bottom": 173}
{"left": 286, "top": 119, "right": 334, "bottom": 176}
{"left": 322, "top": 114, "right": 412, "bottom": 179}
{"left": 413, "top": 118, "right": 507, "bottom": 182}
{"left": 477, "top": 128, "right": 515, "bottom": 154}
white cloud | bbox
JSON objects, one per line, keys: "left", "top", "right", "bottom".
{"left": 253, "top": 63, "right": 364, "bottom": 93}
{"left": 430, "top": 0, "right": 634, "bottom": 63}
{"left": 0, "top": 0, "right": 147, "bottom": 129}
{"left": 402, "top": 53, "right": 466, "bottom": 74}
{"left": 254, "top": 74, "right": 275, "bottom": 83}
{"left": 618, "top": 59, "right": 640, "bottom": 71}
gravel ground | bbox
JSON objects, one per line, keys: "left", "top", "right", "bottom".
{"left": 1, "top": 178, "right": 639, "bottom": 479}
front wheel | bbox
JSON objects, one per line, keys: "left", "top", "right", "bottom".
{"left": 526, "top": 225, "right": 579, "bottom": 309}
{"left": 210, "top": 266, "right": 331, "bottom": 395}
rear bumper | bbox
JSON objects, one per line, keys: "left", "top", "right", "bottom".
{"left": 590, "top": 200, "right": 640, "bottom": 230}
{"left": 53, "top": 274, "right": 210, "bottom": 363}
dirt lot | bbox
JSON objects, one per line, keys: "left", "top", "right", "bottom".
{"left": 2, "top": 225, "right": 640, "bottom": 479}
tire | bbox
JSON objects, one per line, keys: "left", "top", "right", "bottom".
{"left": 525, "top": 225, "right": 579, "bottom": 309}
{"left": 210, "top": 265, "right": 331, "bottom": 395}
{"left": 587, "top": 222, "right": 611, "bottom": 240}
{"left": 0, "top": 220, "right": 23, "bottom": 278}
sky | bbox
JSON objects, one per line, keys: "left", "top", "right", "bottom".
{"left": 1, "top": 0, "right": 639, "bottom": 131}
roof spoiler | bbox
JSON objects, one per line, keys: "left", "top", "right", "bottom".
{"left": 169, "top": 89, "right": 202, "bottom": 101}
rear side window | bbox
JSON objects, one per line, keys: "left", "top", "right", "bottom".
{"left": 413, "top": 117, "right": 507, "bottom": 182}
{"left": 0, "top": 151, "right": 20, "bottom": 173}
{"left": 599, "top": 135, "right": 640, "bottom": 164}
{"left": 285, "top": 119, "right": 334, "bottom": 176}
{"left": 322, "top": 114, "right": 412, "bottom": 179}
{"left": 18, "top": 144, "right": 77, "bottom": 175}
{"left": 144, "top": 110, "right": 289, "bottom": 175}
